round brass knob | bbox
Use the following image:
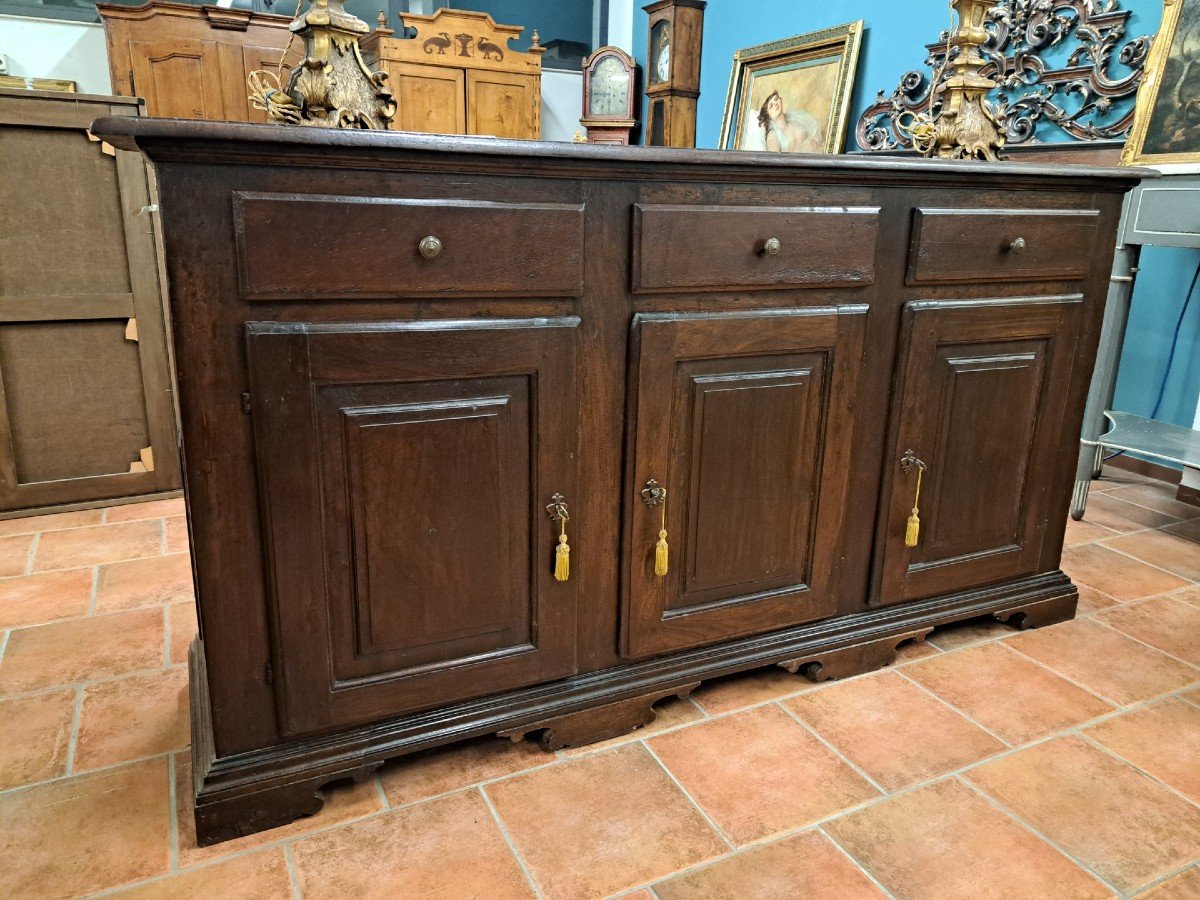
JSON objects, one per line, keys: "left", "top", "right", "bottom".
{"left": 418, "top": 235, "right": 443, "bottom": 259}
{"left": 1006, "top": 236, "right": 1027, "bottom": 254}
{"left": 761, "top": 237, "right": 782, "bottom": 257}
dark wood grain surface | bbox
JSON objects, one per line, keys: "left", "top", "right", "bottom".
{"left": 87, "top": 116, "right": 1141, "bottom": 845}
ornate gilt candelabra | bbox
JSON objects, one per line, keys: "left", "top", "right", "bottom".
{"left": 248, "top": 0, "right": 395, "bottom": 129}
{"left": 913, "top": 0, "right": 1006, "bottom": 160}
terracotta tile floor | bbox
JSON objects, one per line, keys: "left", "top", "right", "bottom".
{"left": 2, "top": 470, "right": 1199, "bottom": 898}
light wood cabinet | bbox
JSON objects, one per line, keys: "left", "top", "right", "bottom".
{"left": 362, "top": 8, "right": 543, "bottom": 139}
{"left": 97, "top": 0, "right": 291, "bottom": 123}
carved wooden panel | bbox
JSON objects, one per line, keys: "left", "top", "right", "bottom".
{"left": 234, "top": 193, "right": 585, "bottom": 300}
{"left": 246, "top": 317, "right": 579, "bottom": 735}
{"left": 623, "top": 306, "right": 867, "bottom": 658}
{"left": 876, "top": 296, "right": 1082, "bottom": 605}
{"left": 906, "top": 208, "right": 1100, "bottom": 285}
{"left": 633, "top": 205, "right": 879, "bottom": 293}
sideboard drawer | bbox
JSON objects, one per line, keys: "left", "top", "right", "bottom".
{"left": 632, "top": 204, "right": 879, "bottom": 293}
{"left": 907, "top": 207, "right": 1100, "bottom": 286}
{"left": 234, "top": 192, "right": 585, "bottom": 299}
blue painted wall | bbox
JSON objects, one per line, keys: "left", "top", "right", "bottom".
{"left": 450, "top": 0, "right": 592, "bottom": 52}
{"left": 632, "top": 0, "right": 1200, "bottom": 442}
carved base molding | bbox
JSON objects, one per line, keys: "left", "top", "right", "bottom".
{"left": 189, "top": 570, "right": 1078, "bottom": 846}
{"left": 498, "top": 684, "right": 700, "bottom": 751}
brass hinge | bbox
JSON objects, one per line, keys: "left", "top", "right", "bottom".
{"left": 240, "top": 391, "right": 252, "bottom": 414}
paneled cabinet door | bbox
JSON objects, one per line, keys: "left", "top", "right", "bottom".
{"left": 466, "top": 69, "right": 535, "bottom": 139}
{"left": 876, "top": 296, "right": 1082, "bottom": 605}
{"left": 246, "top": 317, "right": 579, "bottom": 736}
{"left": 129, "top": 38, "right": 225, "bottom": 120}
{"left": 622, "top": 306, "right": 868, "bottom": 658}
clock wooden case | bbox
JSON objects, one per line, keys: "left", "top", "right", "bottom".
{"left": 581, "top": 46, "right": 639, "bottom": 144}
{"left": 90, "top": 114, "right": 1143, "bottom": 847}
{"left": 644, "top": 0, "right": 705, "bottom": 147}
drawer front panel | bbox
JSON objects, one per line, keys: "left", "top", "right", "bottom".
{"left": 907, "top": 208, "right": 1100, "bottom": 285}
{"left": 632, "top": 204, "right": 879, "bottom": 293}
{"left": 235, "top": 192, "right": 585, "bottom": 299}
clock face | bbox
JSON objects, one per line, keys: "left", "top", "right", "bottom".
{"left": 588, "top": 56, "right": 630, "bottom": 117}
{"left": 649, "top": 20, "right": 671, "bottom": 85}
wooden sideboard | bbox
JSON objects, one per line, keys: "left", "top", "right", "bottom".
{"left": 361, "top": 8, "right": 543, "bottom": 139}
{"left": 91, "top": 116, "right": 1145, "bottom": 845}
{"left": 97, "top": 0, "right": 290, "bottom": 123}
{"left": 0, "top": 90, "right": 179, "bottom": 513}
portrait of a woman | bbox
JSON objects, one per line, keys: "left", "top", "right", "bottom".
{"left": 756, "top": 90, "right": 823, "bottom": 153}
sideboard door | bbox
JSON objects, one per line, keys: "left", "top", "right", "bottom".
{"left": 246, "top": 318, "right": 579, "bottom": 735}
{"left": 129, "top": 38, "right": 225, "bottom": 120}
{"left": 622, "top": 306, "right": 867, "bottom": 658}
{"left": 876, "top": 296, "right": 1082, "bottom": 605}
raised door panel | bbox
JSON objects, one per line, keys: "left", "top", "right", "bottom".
{"left": 623, "top": 306, "right": 867, "bottom": 658}
{"left": 130, "top": 39, "right": 224, "bottom": 120}
{"left": 392, "top": 62, "right": 466, "bottom": 134}
{"left": 246, "top": 317, "right": 579, "bottom": 735}
{"left": 466, "top": 69, "right": 534, "bottom": 139}
{"left": 237, "top": 45, "right": 291, "bottom": 123}
{"left": 876, "top": 296, "right": 1082, "bottom": 605}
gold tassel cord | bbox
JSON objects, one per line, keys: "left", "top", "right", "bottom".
{"left": 905, "top": 465, "right": 924, "bottom": 548}
{"left": 654, "top": 495, "right": 669, "bottom": 577}
{"left": 554, "top": 518, "right": 570, "bottom": 583}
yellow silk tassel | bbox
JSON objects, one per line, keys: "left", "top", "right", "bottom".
{"left": 655, "top": 528, "right": 669, "bottom": 576}
{"left": 905, "top": 466, "right": 924, "bottom": 548}
{"left": 554, "top": 522, "right": 570, "bottom": 582}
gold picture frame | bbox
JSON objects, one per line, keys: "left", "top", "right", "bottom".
{"left": 718, "top": 20, "right": 864, "bottom": 154}
{"left": 1122, "top": 0, "right": 1200, "bottom": 165}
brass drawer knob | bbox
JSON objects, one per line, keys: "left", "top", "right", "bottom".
{"left": 759, "top": 237, "right": 782, "bottom": 257}
{"left": 1005, "top": 236, "right": 1027, "bottom": 254}
{"left": 418, "top": 235, "right": 443, "bottom": 259}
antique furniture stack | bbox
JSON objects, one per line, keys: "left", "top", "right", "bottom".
{"left": 91, "top": 114, "right": 1144, "bottom": 845}
{"left": 0, "top": 89, "right": 178, "bottom": 514}
{"left": 362, "top": 8, "right": 544, "bottom": 139}
{"left": 97, "top": 0, "right": 291, "bottom": 123}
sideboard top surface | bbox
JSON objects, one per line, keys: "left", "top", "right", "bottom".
{"left": 89, "top": 117, "right": 1152, "bottom": 189}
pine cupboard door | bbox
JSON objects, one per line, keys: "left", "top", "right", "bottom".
{"left": 393, "top": 62, "right": 467, "bottom": 135}
{"left": 622, "top": 306, "right": 868, "bottom": 658}
{"left": 875, "top": 296, "right": 1083, "bottom": 606}
{"left": 130, "top": 38, "right": 224, "bottom": 119}
{"left": 245, "top": 318, "right": 579, "bottom": 736}
{"left": 466, "top": 69, "right": 536, "bottom": 139}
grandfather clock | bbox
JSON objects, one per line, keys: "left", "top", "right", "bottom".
{"left": 580, "top": 46, "right": 639, "bottom": 144}
{"left": 643, "top": 0, "right": 705, "bottom": 147}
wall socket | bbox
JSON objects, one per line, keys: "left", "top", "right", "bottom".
{"left": 0, "top": 54, "right": 9, "bottom": 75}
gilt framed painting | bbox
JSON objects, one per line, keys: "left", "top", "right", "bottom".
{"left": 719, "top": 20, "right": 864, "bottom": 154}
{"left": 1123, "top": 0, "right": 1200, "bottom": 165}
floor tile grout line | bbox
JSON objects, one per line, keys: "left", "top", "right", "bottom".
{"left": 86, "top": 564, "right": 101, "bottom": 616}
{"left": 640, "top": 739, "right": 739, "bottom": 851}
{"left": 893, "top": 668, "right": 1015, "bottom": 749}
{"left": 0, "top": 627, "right": 9, "bottom": 667}
{"left": 1078, "top": 731, "right": 1200, "bottom": 812}
{"left": 478, "top": 784, "right": 546, "bottom": 900}
{"left": 1086, "top": 615, "right": 1200, "bottom": 672}
{"left": 988, "top": 639, "right": 1121, "bottom": 708}
{"left": 283, "top": 842, "right": 304, "bottom": 900}
{"left": 64, "top": 684, "right": 85, "bottom": 775}
{"left": 168, "top": 751, "right": 180, "bottom": 872}
{"left": 774, "top": 701, "right": 890, "bottom": 796}
{"left": 955, "top": 773, "right": 1125, "bottom": 896}
{"left": 0, "top": 656, "right": 187, "bottom": 705}
{"left": 0, "top": 747, "right": 184, "bottom": 797}
{"left": 1, "top": 597, "right": 186, "bottom": 634}
{"left": 23, "top": 531, "right": 39, "bottom": 576}
{"left": 817, "top": 824, "right": 901, "bottom": 900}
{"left": 1087, "top": 541, "right": 1200, "bottom": 586}
{"left": 371, "top": 772, "right": 390, "bottom": 810}
{"left": 1102, "top": 485, "right": 1200, "bottom": 520}
{"left": 22, "top": 548, "right": 175, "bottom": 578}
{"left": 1126, "top": 860, "right": 1200, "bottom": 898}
{"left": 162, "top": 603, "right": 173, "bottom": 668}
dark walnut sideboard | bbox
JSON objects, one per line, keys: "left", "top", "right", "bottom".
{"left": 90, "top": 117, "right": 1145, "bottom": 845}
